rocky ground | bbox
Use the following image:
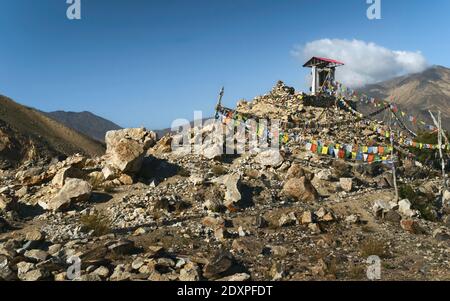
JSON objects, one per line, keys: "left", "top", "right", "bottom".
{"left": 0, "top": 82, "right": 449, "bottom": 281}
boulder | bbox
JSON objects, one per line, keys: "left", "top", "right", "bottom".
{"left": 282, "top": 177, "right": 319, "bottom": 202}
{"left": 339, "top": 178, "right": 353, "bottom": 192}
{"left": 119, "top": 174, "right": 134, "bottom": 185}
{"left": 286, "top": 163, "right": 305, "bottom": 179}
{"left": 150, "top": 135, "right": 173, "bottom": 154}
{"left": 301, "top": 211, "right": 314, "bottom": 224}
{"left": 0, "top": 194, "right": 17, "bottom": 212}
{"left": 105, "top": 128, "right": 157, "bottom": 174}
{"left": 212, "top": 173, "right": 242, "bottom": 208}
{"left": 255, "top": 149, "right": 283, "bottom": 167}
{"left": 372, "top": 200, "right": 391, "bottom": 218}
{"left": 278, "top": 212, "right": 298, "bottom": 227}
{"left": 400, "top": 220, "right": 425, "bottom": 234}
{"left": 216, "top": 273, "right": 251, "bottom": 282}
{"left": 52, "top": 166, "right": 84, "bottom": 188}
{"left": 179, "top": 262, "right": 200, "bottom": 281}
{"left": 102, "top": 165, "right": 117, "bottom": 181}
{"left": 202, "top": 144, "right": 223, "bottom": 160}
{"left": 0, "top": 256, "right": 15, "bottom": 281}
{"left": 25, "top": 230, "right": 45, "bottom": 242}
{"left": 46, "top": 179, "right": 92, "bottom": 212}
{"left": 223, "top": 173, "right": 241, "bottom": 207}
{"left": 398, "top": 199, "right": 418, "bottom": 218}
{"left": 203, "top": 250, "right": 235, "bottom": 279}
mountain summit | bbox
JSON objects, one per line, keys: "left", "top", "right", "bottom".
{"left": 45, "top": 111, "right": 122, "bottom": 142}
{"left": 0, "top": 95, "right": 105, "bottom": 167}
{"left": 360, "top": 65, "right": 450, "bottom": 130}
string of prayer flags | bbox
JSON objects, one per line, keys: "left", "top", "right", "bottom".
{"left": 324, "top": 80, "right": 439, "bottom": 132}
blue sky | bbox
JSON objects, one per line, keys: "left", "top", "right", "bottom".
{"left": 0, "top": 0, "right": 449, "bottom": 129}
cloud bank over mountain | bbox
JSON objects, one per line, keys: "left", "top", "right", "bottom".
{"left": 293, "top": 39, "right": 428, "bottom": 88}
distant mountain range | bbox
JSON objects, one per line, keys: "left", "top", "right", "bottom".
{"left": 0, "top": 95, "right": 105, "bottom": 168}
{"left": 359, "top": 65, "right": 450, "bottom": 131}
{"left": 44, "top": 111, "right": 122, "bottom": 142}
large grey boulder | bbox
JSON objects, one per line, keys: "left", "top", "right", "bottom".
{"left": 105, "top": 128, "right": 157, "bottom": 174}
{"left": 255, "top": 149, "right": 283, "bottom": 167}
{"left": 46, "top": 178, "right": 92, "bottom": 212}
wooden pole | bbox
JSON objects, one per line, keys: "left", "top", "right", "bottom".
{"left": 429, "top": 110, "right": 447, "bottom": 190}
{"left": 438, "top": 112, "right": 447, "bottom": 190}
{"left": 389, "top": 112, "right": 399, "bottom": 202}
{"left": 215, "top": 87, "right": 225, "bottom": 119}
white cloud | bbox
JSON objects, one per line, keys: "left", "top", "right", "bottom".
{"left": 292, "top": 39, "right": 428, "bottom": 88}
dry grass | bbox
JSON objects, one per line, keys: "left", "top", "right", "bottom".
{"left": 80, "top": 212, "right": 112, "bottom": 236}
{"left": 211, "top": 165, "right": 228, "bottom": 176}
{"left": 177, "top": 167, "right": 191, "bottom": 177}
{"left": 359, "top": 238, "right": 387, "bottom": 258}
{"left": 348, "top": 264, "right": 366, "bottom": 280}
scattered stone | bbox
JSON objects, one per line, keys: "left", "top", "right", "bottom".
{"left": 223, "top": 173, "right": 242, "bottom": 207}
{"left": 47, "top": 178, "right": 92, "bottom": 212}
{"left": 432, "top": 228, "right": 450, "bottom": 241}
{"left": 400, "top": 220, "right": 426, "bottom": 235}
{"left": 383, "top": 210, "right": 402, "bottom": 223}
{"left": 372, "top": 200, "right": 391, "bottom": 218}
{"left": 25, "top": 230, "right": 45, "bottom": 242}
{"left": 102, "top": 165, "right": 117, "bottom": 181}
{"left": 255, "top": 216, "right": 268, "bottom": 228}
{"left": 91, "top": 266, "right": 110, "bottom": 278}
{"left": 308, "top": 223, "right": 322, "bottom": 234}
{"left": 0, "top": 256, "right": 15, "bottom": 281}
{"left": 278, "top": 212, "right": 298, "bottom": 227}
{"left": 301, "top": 211, "right": 314, "bottom": 224}
{"left": 232, "top": 238, "right": 262, "bottom": 255}
{"left": 202, "top": 216, "right": 226, "bottom": 229}
{"left": 16, "top": 262, "right": 35, "bottom": 279}
{"left": 108, "top": 239, "right": 135, "bottom": 255}
{"left": 398, "top": 199, "right": 418, "bottom": 218}
{"left": 270, "top": 262, "right": 285, "bottom": 281}
{"left": 317, "top": 169, "right": 332, "bottom": 181}
{"left": 217, "top": 273, "right": 251, "bottom": 281}
{"left": 52, "top": 166, "right": 84, "bottom": 188}
{"left": 285, "top": 163, "right": 305, "bottom": 179}
{"left": 339, "top": 178, "right": 353, "bottom": 192}
{"left": 270, "top": 245, "right": 288, "bottom": 257}
{"left": 214, "top": 228, "right": 232, "bottom": 242}
{"left": 179, "top": 262, "right": 200, "bottom": 281}
{"left": 0, "top": 194, "right": 17, "bottom": 212}
{"left": 131, "top": 258, "right": 145, "bottom": 270}
{"left": 345, "top": 214, "right": 360, "bottom": 224}
{"left": 282, "top": 177, "right": 319, "bottom": 202}
{"left": 119, "top": 174, "right": 134, "bottom": 185}
{"left": 105, "top": 128, "right": 156, "bottom": 174}
{"left": 24, "top": 249, "right": 49, "bottom": 262}
{"left": 255, "top": 149, "right": 283, "bottom": 167}
{"left": 203, "top": 199, "right": 224, "bottom": 213}
{"left": 203, "top": 250, "right": 235, "bottom": 279}
{"left": 109, "top": 264, "right": 132, "bottom": 281}
{"left": 19, "top": 269, "right": 48, "bottom": 281}
{"left": 15, "top": 186, "right": 28, "bottom": 198}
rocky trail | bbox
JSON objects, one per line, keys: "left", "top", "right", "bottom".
{"left": 1, "top": 82, "right": 449, "bottom": 281}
